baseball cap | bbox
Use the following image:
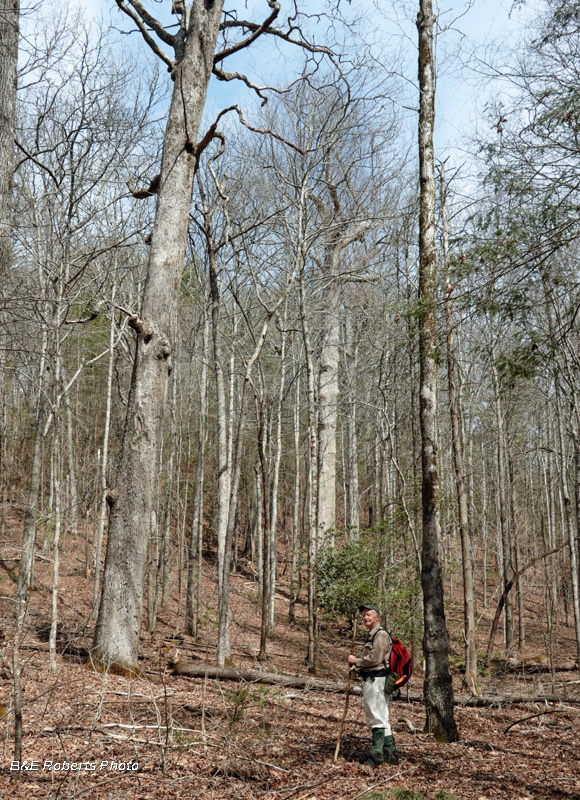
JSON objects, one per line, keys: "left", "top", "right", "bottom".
{"left": 358, "top": 604, "right": 380, "bottom": 615}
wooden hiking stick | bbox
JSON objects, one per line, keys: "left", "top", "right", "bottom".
{"left": 333, "top": 617, "right": 357, "bottom": 763}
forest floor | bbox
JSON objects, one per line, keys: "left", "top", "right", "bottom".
{"left": 0, "top": 518, "right": 579, "bottom": 800}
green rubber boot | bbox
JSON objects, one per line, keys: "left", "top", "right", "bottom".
{"left": 364, "top": 727, "right": 385, "bottom": 766}
{"left": 383, "top": 734, "right": 399, "bottom": 765}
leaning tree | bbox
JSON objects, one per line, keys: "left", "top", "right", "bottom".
{"left": 93, "top": 0, "right": 335, "bottom": 675}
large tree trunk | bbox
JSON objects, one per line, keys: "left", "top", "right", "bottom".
{"left": 317, "top": 271, "right": 340, "bottom": 537}
{"left": 417, "top": 0, "right": 458, "bottom": 741}
{"left": 93, "top": 3, "right": 224, "bottom": 674}
{"left": 93, "top": 285, "right": 118, "bottom": 619}
{"left": 158, "top": 344, "right": 178, "bottom": 612}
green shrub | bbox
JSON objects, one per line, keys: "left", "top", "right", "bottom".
{"left": 316, "top": 523, "right": 422, "bottom": 642}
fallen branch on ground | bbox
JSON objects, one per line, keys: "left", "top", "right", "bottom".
{"left": 456, "top": 694, "right": 580, "bottom": 707}
{"left": 503, "top": 709, "right": 569, "bottom": 733}
{"left": 490, "top": 656, "right": 578, "bottom": 673}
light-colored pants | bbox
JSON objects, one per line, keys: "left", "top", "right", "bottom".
{"left": 361, "top": 675, "right": 391, "bottom": 734}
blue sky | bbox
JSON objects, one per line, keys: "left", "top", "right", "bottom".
{"left": 74, "top": 0, "right": 534, "bottom": 160}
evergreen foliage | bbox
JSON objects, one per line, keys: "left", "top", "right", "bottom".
{"left": 317, "top": 524, "right": 421, "bottom": 641}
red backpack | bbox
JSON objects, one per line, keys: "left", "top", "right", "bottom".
{"left": 388, "top": 635, "right": 413, "bottom": 688}
{"left": 370, "top": 628, "right": 413, "bottom": 688}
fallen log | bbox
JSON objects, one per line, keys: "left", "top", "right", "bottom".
{"left": 170, "top": 660, "right": 361, "bottom": 693}
{"left": 22, "top": 641, "right": 90, "bottom": 658}
{"left": 489, "top": 657, "right": 578, "bottom": 674}
{"left": 170, "top": 660, "right": 580, "bottom": 707}
{"left": 455, "top": 694, "right": 580, "bottom": 707}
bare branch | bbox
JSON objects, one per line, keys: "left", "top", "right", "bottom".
{"left": 195, "top": 106, "right": 238, "bottom": 163}
{"left": 116, "top": 0, "right": 176, "bottom": 48}
{"left": 127, "top": 174, "right": 160, "bottom": 199}
{"left": 212, "top": 66, "right": 269, "bottom": 106}
{"left": 214, "top": 0, "right": 281, "bottom": 65}
{"left": 114, "top": 0, "right": 175, "bottom": 70}
{"left": 14, "top": 139, "right": 61, "bottom": 187}
{"left": 195, "top": 104, "right": 306, "bottom": 161}
{"left": 63, "top": 305, "right": 103, "bottom": 325}
{"left": 217, "top": 19, "right": 333, "bottom": 59}
{"left": 233, "top": 106, "right": 307, "bottom": 155}
{"left": 504, "top": 710, "right": 568, "bottom": 734}
{"left": 112, "top": 303, "right": 137, "bottom": 318}
{"left": 337, "top": 220, "right": 372, "bottom": 251}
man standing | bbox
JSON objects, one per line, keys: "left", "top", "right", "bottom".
{"left": 348, "top": 604, "right": 399, "bottom": 766}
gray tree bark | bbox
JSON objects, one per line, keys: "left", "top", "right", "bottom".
{"left": 93, "top": 1, "right": 224, "bottom": 674}
{"left": 186, "top": 306, "right": 209, "bottom": 638}
{"left": 93, "top": 284, "right": 119, "bottom": 619}
{"left": 555, "top": 380, "right": 580, "bottom": 669}
{"left": 344, "top": 308, "right": 359, "bottom": 534}
{"left": 491, "top": 355, "right": 514, "bottom": 656}
{"left": 417, "top": 0, "right": 458, "bottom": 741}
{"left": 0, "top": 0, "right": 19, "bottom": 279}
{"left": 268, "top": 318, "right": 287, "bottom": 633}
{"left": 300, "top": 259, "right": 319, "bottom": 673}
{"left": 289, "top": 371, "right": 301, "bottom": 624}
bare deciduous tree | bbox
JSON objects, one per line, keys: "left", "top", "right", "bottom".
{"left": 417, "top": 0, "right": 458, "bottom": 741}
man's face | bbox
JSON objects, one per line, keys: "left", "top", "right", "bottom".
{"left": 362, "top": 609, "right": 379, "bottom": 631}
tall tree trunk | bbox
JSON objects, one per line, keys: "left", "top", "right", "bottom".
{"left": 0, "top": 0, "right": 19, "bottom": 280}
{"left": 508, "top": 453, "right": 525, "bottom": 652}
{"left": 255, "top": 463, "right": 263, "bottom": 599}
{"left": 555, "top": 379, "right": 580, "bottom": 668}
{"left": 49, "top": 437, "right": 61, "bottom": 673}
{"left": 49, "top": 267, "right": 66, "bottom": 672}
{"left": 208, "top": 243, "right": 233, "bottom": 667}
{"left": 186, "top": 307, "right": 209, "bottom": 638}
{"left": 289, "top": 371, "right": 301, "bottom": 624}
{"left": 158, "top": 341, "right": 178, "bottom": 612}
{"left": 300, "top": 262, "right": 319, "bottom": 673}
{"left": 481, "top": 439, "right": 488, "bottom": 606}
{"left": 18, "top": 341, "right": 49, "bottom": 599}
{"left": 440, "top": 163, "right": 478, "bottom": 694}
{"left": 344, "top": 309, "right": 359, "bottom": 535}
{"left": 268, "top": 320, "right": 287, "bottom": 634}
{"left": 417, "top": 0, "right": 458, "bottom": 741}
{"left": 257, "top": 396, "right": 271, "bottom": 660}
{"left": 491, "top": 357, "right": 513, "bottom": 656}
{"left": 93, "top": 287, "right": 118, "bottom": 619}
{"left": 93, "top": 2, "right": 224, "bottom": 674}
{"left": 60, "top": 365, "right": 78, "bottom": 542}
{"left": 317, "top": 273, "right": 340, "bottom": 538}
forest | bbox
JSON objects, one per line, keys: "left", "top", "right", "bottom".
{"left": 0, "top": 0, "right": 580, "bottom": 798}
